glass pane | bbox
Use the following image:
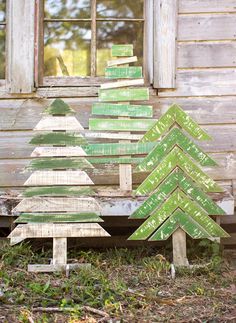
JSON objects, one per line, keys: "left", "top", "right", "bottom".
{"left": 44, "top": 22, "right": 91, "bottom": 77}
{"left": 97, "top": 0, "right": 143, "bottom": 18}
{"left": 0, "top": 26, "right": 5, "bottom": 78}
{"left": 45, "top": 0, "right": 91, "bottom": 19}
{"left": 0, "top": 0, "right": 6, "bottom": 22}
{"left": 96, "top": 21, "right": 143, "bottom": 76}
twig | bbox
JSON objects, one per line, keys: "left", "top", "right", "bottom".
{"left": 32, "top": 306, "right": 109, "bottom": 318}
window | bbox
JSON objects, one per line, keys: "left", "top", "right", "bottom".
{"left": 0, "top": 0, "right": 6, "bottom": 79}
{"left": 41, "top": 0, "right": 145, "bottom": 83}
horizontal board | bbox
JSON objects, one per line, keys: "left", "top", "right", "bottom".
{"left": 92, "top": 103, "right": 153, "bottom": 117}
{"left": 88, "top": 157, "right": 143, "bottom": 164}
{"left": 30, "top": 132, "right": 87, "bottom": 146}
{"left": 159, "top": 69, "right": 236, "bottom": 97}
{"left": 85, "top": 132, "right": 142, "bottom": 140}
{"left": 111, "top": 44, "right": 133, "bottom": 57}
{"left": 179, "top": 0, "right": 236, "bottom": 13}
{"left": 31, "top": 147, "right": 87, "bottom": 157}
{"left": 107, "top": 56, "right": 137, "bottom": 67}
{"left": 13, "top": 197, "right": 101, "bottom": 214}
{"left": 34, "top": 116, "right": 84, "bottom": 131}
{"left": 15, "top": 212, "right": 103, "bottom": 223}
{"left": 23, "top": 186, "right": 96, "bottom": 197}
{"left": 28, "top": 158, "right": 94, "bottom": 170}
{"left": 98, "top": 88, "right": 149, "bottom": 101}
{"left": 44, "top": 99, "right": 75, "bottom": 115}
{"left": 179, "top": 14, "right": 236, "bottom": 41}
{"left": 178, "top": 41, "right": 236, "bottom": 68}
{"left": 23, "top": 171, "right": 94, "bottom": 186}
{"left": 105, "top": 67, "right": 143, "bottom": 79}
{"left": 9, "top": 223, "right": 110, "bottom": 245}
{"left": 101, "top": 79, "right": 144, "bottom": 89}
{"left": 89, "top": 118, "right": 155, "bottom": 131}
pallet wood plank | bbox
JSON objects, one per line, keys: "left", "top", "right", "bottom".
{"left": 30, "top": 132, "right": 87, "bottom": 146}
{"left": 92, "top": 103, "right": 153, "bottom": 118}
{"left": 53, "top": 238, "right": 67, "bottom": 265}
{"left": 34, "top": 116, "right": 84, "bottom": 131}
{"left": 101, "top": 79, "right": 144, "bottom": 89}
{"left": 44, "top": 99, "right": 75, "bottom": 115}
{"left": 9, "top": 223, "right": 110, "bottom": 245}
{"left": 107, "top": 56, "right": 137, "bottom": 67}
{"left": 27, "top": 158, "right": 94, "bottom": 170}
{"left": 111, "top": 44, "right": 133, "bottom": 57}
{"left": 85, "top": 132, "right": 142, "bottom": 140}
{"left": 31, "top": 147, "right": 87, "bottom": 157}
{"left": 23, "top": 170, "right": 94, "bottom": 186}
{"left": 89, "top": 119, "right": 155, "bottom": 131}
{"left": 88, "top": 157, "right": 143, "bottom": 164}
{"left": 105, "top": 67, "right": 142, "bottom": 79}
{"left": 23, "top": 186, "right": 96, "bottom": 197}
{"left": 98, "top": 88, "right": 149, "bottom": 101}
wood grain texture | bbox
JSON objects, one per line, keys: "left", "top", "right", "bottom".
{"left": 23, "top": 186, "right": 96, "bottom": 197}
{"left": 89, "top": 119, "right": 156, "bottom": 131}
{"left": 53, "top": 238, "right": 67, "bottom": 265}
{"left": 98, "top": 88, "right": 149, "bottom": 101}
{"left": 9, "top": 223, "right": 110, "bottom": 245}
{"left": 107, "top": 56, "right": 137, "bottom": 67}
{"left": 27, "top": 158, "right": 94, "bottom": 170}
{"left": 92, "top": 103, "right": 153, "bottom": 118}
{"left": 34, "top": 116, "right": 84, "bottom": 131}
{"left": 23, "top": 171, "right": 94, "bottom": 186}
{"left": 105, "top": 67, "right": 143, "bottom": 79}
{"left": 30, "top": 132, "right": 87, "bottom": 146}
{"left": 172, "top": 228, "right": 189, "bottom": 266}
{"left": 154, "top": 0, "right": 178, "bottom": 88}
{"left": 31, "top": 147, "right": 87, "bottom": 157}
{"left": 6, "top": 0, "right": 35, "bottom": 93}
{"left": 179, "top": 0, "right": 236, "bottom": 13}
{"left": 111, "top": 45, "right": 133, "bottom": 57}
{"left": 101, "top": 79, "right": 144, "bottom": 89}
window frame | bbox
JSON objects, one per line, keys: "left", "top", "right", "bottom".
{"left": 35, "top": 0, "right": 152, "bottom": 87}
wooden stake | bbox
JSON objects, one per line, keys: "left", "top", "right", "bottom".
{"left": 53, "top": 237, "right": 67, "bottom": 265}
{"left": 172, "top": 228, "right": 189, "bottom": 266}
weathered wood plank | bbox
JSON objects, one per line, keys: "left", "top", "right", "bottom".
{"left": 30, "top": 132, "right": 87, "bottom": 146}
{"left": 92, "top": 103, "right": 153, "bottom": 118}
{"left": 53, "top": 237, "right": 67, "bottom": 265}
{"left": 107, "top": 56, "right": 137, "bottom": 67}
{"left": 89, "top": 119, "right": 155, "bottom": 131}
{"left": 101, "top": 79, "right": 144, "bottom": 89}
{"left": 88, "top": 157, "right": 143, "bottom": 164}
{"left": 179, "top": 14, "right": 236, "bottom": 41}
{"left": 105, "top": 67, "right": 142, "bottom": 79}
{"left": 34, "top": 116, "right": 84, "bottom": 131}
{"left": 154, "top": 0, "right": 178, "bottom": 88}
{"left": 27, "top": 158, "right": 93, "bottom": 170}
{"left": 23, "top": 186, "right": 96, "bottom": 197}
{"left": 27, "top": 263, "right": 91, "bottom": 273}
{"left": 44, "top": 99, "right": 75, "bottom": 115}
{"left": 159, "top": 69, "right": 236, "bottom": 97}
{"left": 23, "top": 171, "right": 94, "bottom": 186}
{"left": 9, "top": 223, "right": 110, "bottom": 245}
{"left": 13, "top": 197, "right": 100, "bottom": 214}
{"left": 98, "top": 88, "right": 149, "bottom": 101}
{"left": 111, "top": 45, "right": 133, "bottom": 57}
{"left": 172, "top": 227, "right": 189, "bottom": 266}
{"left": 85, "top": 132, "right": 142, "bottom": 140}
{"left": 179, "top": 0, "right": 236, "bottom": 13}
{"left": 31, "top": 147, "right": 87, "bottom": 157}
{"left": 178, "top": 41, "right": 236, "bottom": 68}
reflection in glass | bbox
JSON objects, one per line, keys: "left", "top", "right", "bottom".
{"left": 97, "top": 0, "right": 143, "bottom": 18}
{"left": 0, "top": 0, "right": 5, "bottom": 22}
{"left": 44, "top": 22, "right": 91, "bottom": 77}
{"left": 96, "top": 21, "right": 143, "bottom": 76}
{"left": 45, "top": 0, "right": 91, "bottom": 19}
{"left": 0, "top": 26, "right": 5, "bottom": 78}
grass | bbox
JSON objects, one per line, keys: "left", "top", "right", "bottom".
{"left": 0, "top": 240, "right": 235, "bottom": 322}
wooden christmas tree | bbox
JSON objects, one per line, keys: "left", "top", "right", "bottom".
{"left": 129, "top": 104, "right": 229, "bottom": 266}
{"left": 9, "top": 99, "right": 110, "bottom": 272}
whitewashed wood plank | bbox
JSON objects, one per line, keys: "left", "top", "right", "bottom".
{"left": 6, "top": 0, "right": 35, "bottom": 93}
{"left": 31, "top": 147, "right": 87, "bottom": 157}
{"left": 9, "top": 223, "right": 110, "bottom": 245}
{"left": 154, "top": 0, "right": 178, "bottom": 88}
{"left": 159, "top": 69, "right": 236, "bottom": 97}
{"left": 85, "top": 132, "right": 142, "bottom": 140}
{"left": 179, "top": 0, "right": 236, "bottom": 13}
{"left": 107, "top": 56, "right": 138, "bottom": 67}
{"left": 178, "top": 41, "right": 236, "bottom": 68}
{"left": 100, "top": 79, "right": 144, "bottom": 90}
{"left": 179, "top": 14, "right": 236, "bottom": 41}
{"left": 13, "top": 197, "right": 101, "bottom": 213}
{"left": 172, "top": 228, "right": 189, "bottom": 266}
{"left": 34, "top": 116, "right": 84, "bottom": 131}
{"left": 28, "top": 263, "right": 91, "bottom": 272}
{"left": 53, "top": 238, "right": 67, "bottom": 265}
{"left": 24, "top": 171, "right": 94, "bottom": 186}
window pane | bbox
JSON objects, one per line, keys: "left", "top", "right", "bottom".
{"left": 97, "top": 0, "right": 143, "bottom": 18}
{"left": 45, "top": 0, "right": 91, "bottom": 19}
{"left": 0, "top": 0, "right": 5, "bottom": 22}
{"left": 96, "top": 21, "right": 143, "bottom": 76}
{"left": 44, "top": 22, "right": 91, "bottom": 77}
{"left": 0, "top": 26, "right": 5, "bottom": 78}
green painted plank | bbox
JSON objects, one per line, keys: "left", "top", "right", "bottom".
{"left": 136, "top": 128, "right": 216, "bottom": 172}
{"left": 23, "top": 186, "right": 96, "bottom": 197}
{"left": 88, "top": 157, "right": 143, "bottom": 164}
{"left": 15, "top": 212, "right": 103, "bottom": 223}
{"left": 30, "top": 132, "right": 88, "bottom": 145}
{"left": 111, "top": 44, "right": 133, "bottom": 57}
{"left": 149, "top": 210, "right": 211, "bottom": 241}
{"left": 89, "top": 119, "right": 155, "bottom": 132}
{"left": 130, "top": 169, "right": 225, "bottom": 219}
{"left": 83, "top": 142, "right": 156, "bottom": 156}
{"left": 140, "top": 104, "right": 212, "bottom": 143}
{"left": 44, "top": 99, "right": 75, "bottom": 115}
{"left": 105, "top": 67, "right": 142, "bottom": 79}
{"left": 92, "top": 103, "right": 153, "bottom": 118}
{"left": 135, "top": 146, "right": 223, "bottom": 195}
{"left": 98, "top": 88, "right": 149, "bottom": 102}
{"left": 27, "top": 158, "right": 93, "bottom": 170}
